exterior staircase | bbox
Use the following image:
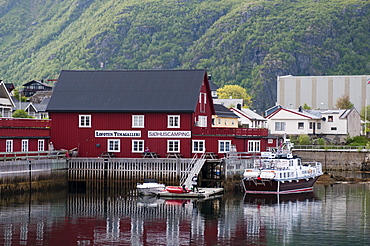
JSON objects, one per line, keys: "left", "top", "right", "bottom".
{"left": 180, "top": 153, "right": 206, "bottom": 189}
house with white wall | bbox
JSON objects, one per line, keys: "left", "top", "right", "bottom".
{"left": 265, "top": 105, "right": 321, "bottom": 135}
{"left": 230, "top": 106, "right": 266, "bottom": 128}
{"left": 265, "top": 105, "right": 361, "bottom": 143}
{"left": 305, "top": 109, "right": 361, "bottom": 142}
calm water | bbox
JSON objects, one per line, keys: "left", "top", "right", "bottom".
{"left": 0, "top": 182, "right": 369, "bottom": 246}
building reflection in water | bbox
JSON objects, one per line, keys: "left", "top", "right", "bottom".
{"left": 6, "top": 169, "right": 370, "bottom": 245}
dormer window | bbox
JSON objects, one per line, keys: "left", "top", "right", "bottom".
{"left": 199, "top": 93, "right": 206, "bottom": 113}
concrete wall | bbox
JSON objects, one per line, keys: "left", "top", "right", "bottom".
{"left": 293, "top": 150, "right": 368, "bottom": 171}
{"left": 277, "top": 75, "right": 370, "bottom": 110}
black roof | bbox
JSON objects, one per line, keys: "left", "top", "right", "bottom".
{"left": 209, "top": 80, "right": 219, "bottom": 91}
{"left": 214, "top": 104, "right": 239, "bottom": 118}
{"left": 22, "top": 80, "right": 53, "bottom": 88}
{"left": 47, "top": 69, "right": 209, "bottom": 113}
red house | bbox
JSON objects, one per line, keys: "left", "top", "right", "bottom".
{"left": 0, "top": 118, "right": 51, "bottom": 153}
{"left": 47, "top": 69, "right": 270, "bottom": 158}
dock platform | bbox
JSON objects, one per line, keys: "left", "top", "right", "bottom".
{"left": 155, "top": 187, "right": 224, "bottom": 198}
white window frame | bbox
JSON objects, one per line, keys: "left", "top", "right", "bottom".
{"left": 38, "top": 139, "right": 45, "bottom": 151}
{"left": 168, "top": 115, "right": 180, "bottom": 128}
{"left": 108, "top": 139, "right": 120, "bottom": 152}
{"left": 199, "top": 93, "right": 206, "bottom": 113}
{"left": 132, "top": 115, "right": 144, "bottom": 128}
{"left": 79, "top": 115, "right": 91, "bottom": 128}
{"left": 298, "top": 122, "right": 304, "bottom": 129}
{"left": 132, "top": 140, "right": 144, "bottom": 153}
{"left": 167, "top": 140, "right": 180, "bottom": 153}
{"left": 6, "top": 140, "right": 13, "bottom": 152}
{"left": 22, "top": 139, "right": 29, "bottom": 152}
{"left": 275, "top": 122, "right": 286, "bottom": 131}
{"left": 192, "top": 140, "right": 205, "bottom": 153}
{"left": 248, "top": 140, "right": 261, "bottom": 152}
{"left": 218, "top": 140, "right": 231, "bottom": 153}
{"left": 198, "top": 116, "right": 207, "bottom": 127}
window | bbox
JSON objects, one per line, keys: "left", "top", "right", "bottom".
{"left": 38, "top": 139, "right": 45, "bottom": 151}
{"left": 309, "top": 122, "right": 313, "bottom": 129}
{"left": 268, "top": 139, "right": 273, "bottom": 144}
{"left": 328, "top": 116, "right": 333, "bottom": 122}
{"left": 317, "top": 123, "right": 322, "bottom": 129}
{"left": 331, "top": 127, "right": 337, "bottom": 131}
{"left": 199, "top": 93, "right": 206, "bottom": 113}
{"left": 248, "top": 140, "right": 261, "bottom": 152}
{"left": 108, "top": 139, "right": 120, "bottom": 152}
{"left": 218, "top": 140, "right": 231, "bottom": 153}
{"left": 198, "top": 116, "right": 207, "bottom": 127}
{"left": 22, "top": 140, "right": 29, "bottom": 152}
{"left": 168, "top": 115, "right": 180, "bottom": 128}
{"left": 192, "top": 140, "right": 205, "bottom": 153}
{"left": 132, "top": 140, "right": 144, "bottom": 152}
{"left": 167, "top": 140, "right": 180, "bottom": 153}
{"left": 275, "top": 122, "right": 286, "bottom": 131}
{"left": 79, "top": 115, "right": 91, "bottom": 127}
{"left": 6, "top": 140, "right": 13, "bottom": 152}
{"left": 298, "top": 122, "right": 304, "bottom": 129}
{"left": 132, "top": 115, "right": 144, "bottom": 128}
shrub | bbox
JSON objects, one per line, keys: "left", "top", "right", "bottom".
{"left": 346, "top": 136, "right": 370, "bottom": 146}
{"left": 297, "top": 135, "right": 311, "bottom": 145}
{"left": 12, "top": 109, "right": 34, "bottom": 118}
{"left": 316, "top": 138, "right": 325, "bottom": 145}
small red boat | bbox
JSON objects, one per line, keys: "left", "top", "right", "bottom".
{"left": 165, "top": 186, "right": 190, "bottom": 194}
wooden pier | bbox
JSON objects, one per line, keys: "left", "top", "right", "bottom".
{"left": 68, "top": 157, "right": 224, "bottom": 188}
{"left": 68, "top": 158, "right": 194, "bottom": 183}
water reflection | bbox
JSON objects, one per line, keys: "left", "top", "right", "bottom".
{"left": 0, "top": 182, "right": 369, "bottom": 245}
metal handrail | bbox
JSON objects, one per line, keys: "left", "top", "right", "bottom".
{"left": 293, "top": 145, "right": 370, "bottom": 151}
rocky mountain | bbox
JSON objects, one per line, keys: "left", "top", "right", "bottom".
{"left": 0, "top": 0, "right": 369, "bottom": 112}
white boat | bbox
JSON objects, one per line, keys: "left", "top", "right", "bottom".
{"left": 242, "top": 138, "right": 323, "bottom": 194}
{"left": 137, "top": 179, "right": 166, "bottom": 195}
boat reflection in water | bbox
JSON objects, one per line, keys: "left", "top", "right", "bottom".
{"left": 243, "top": 192, "right": 321, "bottom": 245}
{"left": 243, "top": 191, "right": 318, "bottom": 205}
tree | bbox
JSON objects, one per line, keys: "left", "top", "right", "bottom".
{"left": 216, "top": 85, "right": 252, "bottom": 107}
{"left": 13, "top": 89, "right": 27, "bottom": 102}
{"left": 12, "top": 109, "right": 33, "bottom": 118}
{"left": 335, "top": 95, "right": 354, "bottom": 109}
{"left": 360, "top": 105, "right": 370, "bottom": 121}
{"left": 302, "top": 103, "right": 311, "bottom": 109}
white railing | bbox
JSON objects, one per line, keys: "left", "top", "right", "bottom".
{"left": 181, "top": 153, "right": 206, "bottom": 189}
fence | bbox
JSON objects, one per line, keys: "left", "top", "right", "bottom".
{"left": 68, "top": 158, "right": 194, "bottom": 184}
{"left": 0, "top": 150, "right": 67, "bottom": 161}
{"left": 293, "top": 145, "right": 370, "bottom": 151}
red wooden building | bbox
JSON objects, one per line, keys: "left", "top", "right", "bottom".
{"left": 0, "top": 118, "right": 51, "bottom": 153}
{"left": 47, "top": 69, "right": 273, "bottom": 158}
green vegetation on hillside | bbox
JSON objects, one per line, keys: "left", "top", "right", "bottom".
{"left": 0, "top": 0, "right": 369, "bottom": 112}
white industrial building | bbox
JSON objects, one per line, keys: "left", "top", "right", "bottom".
{"left": 277, "top": 75, "right": 370, "bottom": 110}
